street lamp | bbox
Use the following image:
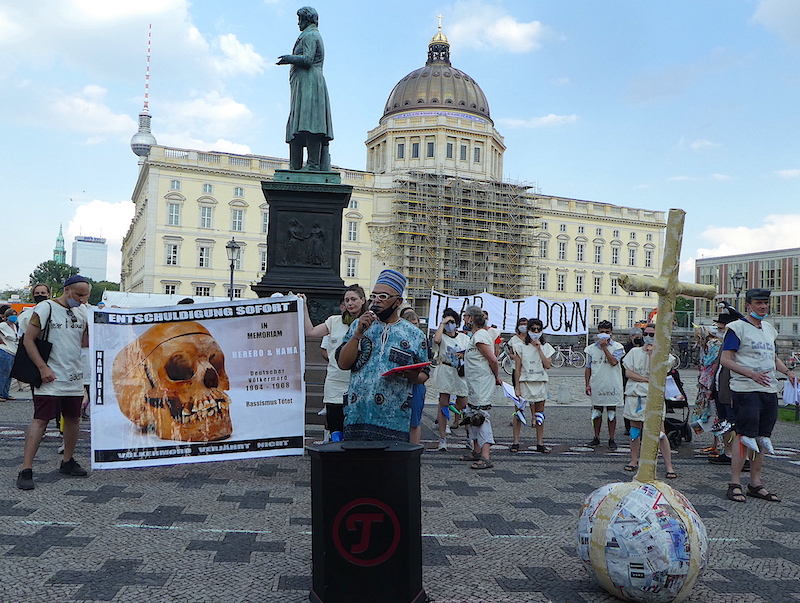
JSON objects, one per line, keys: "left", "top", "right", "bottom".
{"left": 731, "top": 269, "right": 745, "bottom": 311}
{"left": 226, "top": 238, "right": 241, "bottom": 301}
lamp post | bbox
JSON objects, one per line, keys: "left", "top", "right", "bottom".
{"left": 731, "top": 269, "right": 745, "bottom": 312}
{"left": 226, "top": 238, "right": 241, "bottom": 301}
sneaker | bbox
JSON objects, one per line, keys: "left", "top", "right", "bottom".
{"left": 59, "top": 458, "right": 88, "bottom": 477}
{"left": 437, "top": 439, "right": 447, "bottom": 451}
{"left": 710, "top": 420, "right": 732, "bottom": 436}
{"left": 587, "top": 437, "right": 600, "bottom": 447}
{"left": 758, "top": 436, "right": 776, "bottom": 455}
{"left": 445, "top": 425, "right": 452, "bottom": 435}
{"left": 708, "top": 454, "right": 732, "bottom": 465}
{"left": 608, "top": 438, "right": 618, "bottom": 450}
{"left": 740, "top": 436, "right": 760, "bottom": 453}
{"left": 57, "top": 443, "right": 65, "bottom": 455}
{"left": 16, "top": 469, "right": 34, "bottom": 490}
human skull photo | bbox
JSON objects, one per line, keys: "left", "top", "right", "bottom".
{"left": 112, "top": 322, "right": 233, "bottom": 442}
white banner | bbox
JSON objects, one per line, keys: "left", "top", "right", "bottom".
{"left": 89, "top": 296, "right": 306, "bottom": 469}
{"left": 427, "top": 290, "right": 589, "bottom": 335}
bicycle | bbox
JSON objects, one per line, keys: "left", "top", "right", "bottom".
{"left": 551, "top": 345, "right": 586, "bottom": 368}
{"left": 497, "top": 341, "right": 515, "bottom": 375}
{"left": 786, "top": 350, "right": 800, "bottom": 370}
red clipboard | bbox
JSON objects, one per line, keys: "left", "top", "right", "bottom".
{"left": 381, "top": 361, "right": 432, "bottom": 377}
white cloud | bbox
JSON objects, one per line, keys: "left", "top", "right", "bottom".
{"left": 777, "top": 169, "right": 800, "bottom": 178}
{"left": 499, "top": 114, "right": 578, "bottom": 128}
{"left": 551, "top": 76, "right": 570, "bottom": 86}
{"left": 161, "top": 91, "right": 254, "bottom": 142}
{"left": 711, "top": 173, "right": 732, "bottom": 181}
{"left": 50, "top": 85, "right": 137, "bottom": 141}
{"left": 158, "top": 134, "right": 252, "bottom": 155}
{"left": 667, "top": 173, "right": 732, "bottom": 182}
{"left": 689, "top": 138, "right": 721, "bottom": 151}
{"left": 752, "top": 0, "right": 800, "bottom": 45}
{"left": 67, "top": 199, "right": 136, "bottom": 281}
{"left": 212, "top": 34, "right": 267, "bottom": 77}
{"left": 448, "top": 1, "right": 551, "bottom": 53}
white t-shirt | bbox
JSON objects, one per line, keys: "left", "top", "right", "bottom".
{"left": 516, "top": 341, "right": 556, "bottom": 383}
{"left": 726, "top": 319, "right": 780, "bottom": 393}
{"left": 29, "top": 300, "right": 88, "bottom": 396}
{"left": 584, "top": 340, "right": 625, "bottom": 406}
{"left": 322, "top": 315, "right": 352, "bottom": 405}
{"left": 465, "top": 329, "right": 497, "bottom": 404}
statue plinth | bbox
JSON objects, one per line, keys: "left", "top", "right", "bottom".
{"left": 252, "top": 175, "right": 353, "bottom": 324}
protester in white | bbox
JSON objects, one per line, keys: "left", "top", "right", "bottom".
{"left": 17, "top": 283, "right": 51, "bottom": 335}
{"left": 431, "top": 308, "right": 470, "bottom": 451}
{"left": 584, "top": 320, "right": 624, "bottom": 450}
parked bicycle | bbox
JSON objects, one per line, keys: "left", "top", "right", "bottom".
{"left": 497, "top": 341, "right": 515, "bottom": 375}
{"left": 551, "top": 345, "right": 586, "bottom": 368}
{"left": 786, "top": 350, "right": 800, "bottom": 370}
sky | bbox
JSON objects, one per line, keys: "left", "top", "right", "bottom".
{"left": 1, "top": 0, "right": 799, "bottom": 292}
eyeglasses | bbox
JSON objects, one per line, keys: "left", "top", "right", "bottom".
{"left": 530, "top": 327, "right": 542, "bottom": 332}
{"left": 66, "top": 309, "right": 78, "bottom": 324}
{"left": 368, "top": 293, "right": 400, "bottom": 302}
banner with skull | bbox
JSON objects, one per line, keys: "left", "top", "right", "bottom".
{"left": 89, "top": 296, "right": 306, "bottom": 469}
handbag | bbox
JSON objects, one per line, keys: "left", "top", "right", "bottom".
{"left": 11, "top": 302, "right": 53, "bottom": 388}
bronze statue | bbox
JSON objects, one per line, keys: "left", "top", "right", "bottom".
{"left": 277, "top": 6, "right": 334, "bottom": 172}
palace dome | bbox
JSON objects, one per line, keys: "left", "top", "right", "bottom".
{"left": 383, "top": 29, "right": 491, "bottom": 121}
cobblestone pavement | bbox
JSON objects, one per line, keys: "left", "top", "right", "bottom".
{"left": 1, "top": 369, "right": 799, "bottom": 602}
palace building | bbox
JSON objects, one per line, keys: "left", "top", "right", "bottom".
{"left": 121, "top": 26, "right": 666, "bottom": 330}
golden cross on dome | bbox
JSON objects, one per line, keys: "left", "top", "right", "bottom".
{"left": 436, "top": 13, "right": 444, "bottom": 30}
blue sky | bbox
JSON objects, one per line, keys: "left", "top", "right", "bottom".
{"left": 1, "top": 0, "right": 799, "bottom": 291}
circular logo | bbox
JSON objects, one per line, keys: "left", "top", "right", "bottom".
{"left": 332, "top": 498, "right": 401, "bottom": 567}
{"left": 374, "top": 393, "right": 385, "bottom": 405}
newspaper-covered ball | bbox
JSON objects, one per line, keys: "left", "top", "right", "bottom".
{"left": 576, "top": 481, "right": 708, "bottom": 602}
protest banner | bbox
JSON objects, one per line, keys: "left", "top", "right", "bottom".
{"left": 427, "top": 290, "right": 589, "bottom": 335}
{"left": 89, "top": 296, "right": 305, "bottom": 469}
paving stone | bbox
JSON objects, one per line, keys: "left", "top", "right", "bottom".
{"left": 47, "top": 558, "right": 170, "bottom": 600}
{"left": 186, "top": 531, "right": 285, "bottom": 562}
{"left": 510, "top": 496, "right": 580, "bottom": 515}
{"left": 217, "top": 490, "right": 293, "bottom": 509}
{"left": 0, "top": 525, "right": 92, "bottom": 557}
{"left": 161, "top": 471, "right": 230, "bottom": 489}
{"left": 427, "top": 480, "right": 494, "bottom": 497}
{"left": 64, "top": 485, "right": 143, "bottom": 504}
{"left": 454, "top": 513, "right": 538, "bottom": 536}
{"left": 0, "top": 499, "right": 36, "bottom": 516}
{"left": 422, "top": 535, "right": 475, "bottom": 566}
{"left": 117, "top": 505, "right": 207, "bottom": 527}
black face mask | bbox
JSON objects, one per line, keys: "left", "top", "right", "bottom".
{"left": 370, "top": 303, "right": 396, "bottom": 323}
{"left": 33, "top": 295, "right": 48, "bottom": 304}
{"left": 632, "top": 337, "right": 644, "bottom": 346}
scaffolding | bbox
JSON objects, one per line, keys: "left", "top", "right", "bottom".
{"left": 390, "top": 171, "right": 539, "bottom": 310}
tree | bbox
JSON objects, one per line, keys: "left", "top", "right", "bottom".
{"left": 88, "top": 280, "right": 120, "bottom": 305}
{"left": 675, "top": 296, "right": 694, "bottom": 328}
{"left": 29, "top": 261, "right": 79, "bottom": 297}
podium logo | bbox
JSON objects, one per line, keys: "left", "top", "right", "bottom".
{"left": 332, "top": 497, "right": 401, "bottom": 566}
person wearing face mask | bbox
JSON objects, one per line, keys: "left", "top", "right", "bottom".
{"left": 299, "top": 285, "right": 367, "bottom": 442}
{"left": 431, "top": 308, "right": 470, "bottom": 450}
{"left": 16, "top": 275, "right": 92, "bottom": 490}
{"left": 584, "top": 320, "right": 624, "bottom": 450}
{"left": 18, "top": 284, "right": 52, "bottom": 335}
{"left": 621, "top": 323, "right": 678, "bottom": 478}
{"left": 621, "top": 327, "right": 644, "bottom": 436}
{"left": 511, "top": 318, "right": 555, "bottom": 453}
{"left": 508, "top": 318, "right": 529, "bottom": 388}
{"left": 336, "top": 270, "right": 429, "bottom": 442}
{"left": 0, "top": 308, "right": 20, "bottom": 401}
{"left": 720, "top": 289, "right": 797, "bottom": 503}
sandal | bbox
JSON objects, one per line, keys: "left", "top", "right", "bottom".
{"left": 623, "top": 464, "right": 638, "bottom": 472}
{"left": 510, "top": 443, "right": 520, "bottom": 453}
{"left": 726, "top": 483, "right": 746, "bottom": 503}
{"left": 665, "top": 472, "right": 677, "bottom": 479}
{"left": 470, "top": 459, "right": 494, "bottom": 470}
{"left": 701, "top": 446, "right": 716, "bottom": 453}
{"left": 535, "top": 445, "right": 550, "bottom": 454}
{"left": 459, "top": 452, "right": 481, "bottom": 462}
{"left": 747, "top": 484, "right": 781, "bottom": 502}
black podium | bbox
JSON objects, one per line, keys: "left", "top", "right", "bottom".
{"left": 307, "top": 441, "right": 427, "bottom": 603}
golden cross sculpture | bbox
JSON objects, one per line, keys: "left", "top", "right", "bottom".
{"left": 618, "top": 208, "right": 717, "bottom": 484}
{"left": 436, "top": 13, "right": 444, "bottom": 30}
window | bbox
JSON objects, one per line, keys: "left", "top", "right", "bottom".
{"left": 411, "top": 142, "right": 420, "bottom": 158}
{"left": 164, "top": 284, "right": 177, "bottom": 295}
{"left": 628, "top": 310, "right": 636, "bottom": 328}
{"left": 578, "top": 226, "right": 585, "bottom": 234}
{"left": 234, "top": 187, "right": 244, "bottom": 198}
{"left": 203, "top": 184, "right": 213, "bottom": 194}
{"left": 198, "top": 246, "right": 211, "bottom": 268}
{"left": 576, "top": 274, "right": 584, "bottom": 293}
{"left": 611, "top": 247, "right": 619, "bottom": 265}
{"left": 261, "top": 212, "right": 269, "bottom": 234}
{"left": 592, "top": 308, "right": 602, "bottom": 325}
{"left": 558, "top": 242, "right": 567, "bottom": 261}
{"left": 594, "top": 245, "right": 602, "bottom": 263}
{"left": 628, "top": 248, "right": 636, "bottom": 266}
{"left": 609, "top": 308, "right": 618, "bottom": 327}
{"left": 474, "top": 147, "right": 481, "bottom": 163}
{"left": 596, "top": 228, "right": 602, "bottom": 236}
{"left": 759, "top": 259, "right": 781, "bottom": 289}
{"left": 166, "top": 244, "right": 179, "bottom": 266}
{"left": 231, "top": 288, "right": 243, "bottom": 299}
{"left": 557, "top": 273, "right": 566, "bottom": 292}
{"left": 169, "top": 180, "right": 181, "bottom": 191}
{"left": 611, "top": 278, "right": 619, "bottom": 295}
{"left": 397, "top": 143, "right": 405, "bottom": 159}
{"left": 260, "top": 250, "right": 267, "bottom": 272}
{"left": 195, "top": 286, "right": 210, "bottom": 297}
{"left": 541, "top": 222, "right": 548, "bottom": 230}
{"left": 539, "top": 239, "right": 548, "bottom": 259}
{"left": 539, "top": 273, "right": 547, "bottom": 290}
{"left": 613, "top": 229, "right": 620, "bottom": 238}
{"left": 347, "top": 221, "right": 358, "bottom": 242}
{"left": 628, "top": 288, "right": 635, "bottom": 296}
{"left": 233, "top": 253, "right": 242, "bottom": 271}
{"left": 594, "top": 277, "right": 602, "bottom": 294}
{"left": 460, "top": 145, "right": 467, "bottom": 161}
{"left": 645, "top": 249, "right": 652, "bottom": 268}
{"left": 200, "top": 206, "right": 213, "bottom": 229}
{"left": 446, "top": 143, "right": 453, "bottom": 159}
{"left": 630, "top": 232, "right": 636, "bottom": 240}
{"left": 645, "top": 290, "right": 652, "bottom": 297}
{"left": 346, "top": 257, "right": 357, "bottom": 278}
{"left": 167, "top": 203, "right": 181, "bottom": 226}
{"left": 560, "top": 224, "right": 567, "bottom": 233}
{"left": 576, "top": 243, "right": 585, "bottom": 262}
{"left": 231, "top": 209, "right": 243, "bottom": 232}
{"left": 427, "top": 142, "right": 435, "bottom": 158}
{"left": 349, "top": 199, "right": 358, "bottom": 209}
{"left": 646, "top": 233, "right": 653, "bottom": 242}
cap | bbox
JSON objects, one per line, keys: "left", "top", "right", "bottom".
{"left": 745, "top": 288, "right": 771, "bottom": 301}
{"left": 64, "top": 275, "right": 90, "bottom": 287}
{"left": 375, "top": 269, "right": 406, "bottom": 295}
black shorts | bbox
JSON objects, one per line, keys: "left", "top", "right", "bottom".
{"left": 33, "top": 395, "right": 82, "bottom": 422}
{"left": 731, "top": 391, "right": 778, "bottom": 438}
{"left": 714, "top": 400, "right": 733, "bottom": 423}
